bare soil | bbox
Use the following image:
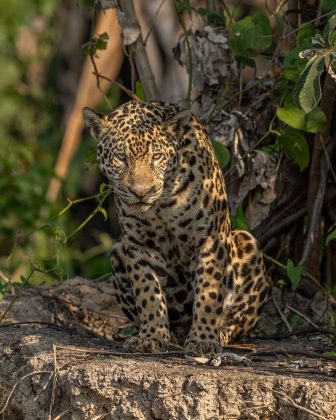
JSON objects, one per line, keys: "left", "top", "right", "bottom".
{"left": 0, "top": 277, "right": 335, "bottom": 419}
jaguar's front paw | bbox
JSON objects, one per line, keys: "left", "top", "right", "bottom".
{"left": 123, "top": 335, "right": 169, "bottom": 353}
{"left": 184, "top": 339, "right": 223, "bottom": 355}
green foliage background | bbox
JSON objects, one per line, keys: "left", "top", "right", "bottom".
{"left": 0, "top": 0, "right": 114, "bottom": 290}
{"left": 0, "top": 0, "right": 336, "bottom": 309}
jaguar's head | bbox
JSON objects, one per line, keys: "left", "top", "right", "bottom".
{"left": 82, "top": 101, "right": 191, "bottom": 212}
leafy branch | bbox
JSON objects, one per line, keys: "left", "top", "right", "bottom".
{"left": 294, "top": 15, "right": 336, "bottom": 113}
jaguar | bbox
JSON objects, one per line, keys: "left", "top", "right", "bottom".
{"left": 82, "top": 100, "right": 268, "bottom": 354}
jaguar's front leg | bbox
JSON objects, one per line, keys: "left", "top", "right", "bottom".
{"left": 122, "top": 245, "right": 171, "bottom": 353}
{"left": 185, "top": 237, "right": 230, "bottom": 355}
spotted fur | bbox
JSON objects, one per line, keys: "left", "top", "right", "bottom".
{"left": 83, "top": 100, "right": 268, "bottom": 354}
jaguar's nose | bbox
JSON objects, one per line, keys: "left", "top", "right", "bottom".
{"left": 129, "top": 184, "right": 153, "bottom": 199}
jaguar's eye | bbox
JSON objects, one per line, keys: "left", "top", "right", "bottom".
{"left": 153, "top": 152, "right": 164, "bottom": 161}
{"left": 115, "top": 153, "right": 127, "bottom": 163}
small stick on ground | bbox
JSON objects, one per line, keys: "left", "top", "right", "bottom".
{"left": 33, "top": 371, "right": 55, "bottom": 402}
{"left": 54, "top": 344, "right": 185, "bottom": 358}
{"left": 53, "top": 407, "right": 71, "bottom": 420}
{"left": 48, "top": 344, "right": 58, "bottom": 420}
{"left": 0, "top": 371, "right": 51, "bottom": 416}
{"left": 272, "top": 389, "right": 328, "bottom": 420}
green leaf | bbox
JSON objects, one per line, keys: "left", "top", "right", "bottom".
{"left": 258, "top": 143, "right": 278, "bottom": 155}
{"left": 212, "top": 140, "right": 231, "bottom": 168}
{"left": 99, "top": 182, "right": 109, "bottom": 194}
{"left": 305, "top": 105, "right": 327, "bottom": 132}
{"left": 82, "top": 32, "right": 109, "bottom": 56}
{"left": 323, "top": 351, "right": 336, "bottom": 357}
{"left": 196, "top": 8, "right": 225, "bottom": 26}
{"left": 230, "top": 206, "right": 249, "bottom": 231}
{"left": 176, "top": 0, "right": 192, "bottom": 16}
{"left": 330, "top": 286, "right": 336, "bottom": 300}
{"left": 277, "top": 106, "right": 305, "bottom": 130}
{"left": 230, "top": 12, "right": 272, "bottom": 57}
{"left": 321, "top": 0, "right": 336, "bottom": 14}
{"left": 18, "top": 146, "right": 34, "bottom": 165}
{"left": 85, "top": 148, "right": 96, "bottom": 165}
{"left": 277, "top": 128, "right": 310, "bottom": 171}
{"left": 312, "top": 33, "right": 327, "bottom": 48}
{"left": 286, "top": 259, "right": 303, "bottom": 289}
{"left": 95, "top": 32, "right": 109, "bottom": 50}
{"left": 297, "top": 24, "right": 316, "bottom": 46}
{"left": 99, "top": 207, "right": 108, "bottom": 221}
{"left": 0, "top": 56, "right": 21, "bottom": 89}
{"left": 277, "top": 279, "right": 286, "bottom": 288}
{"left": 239, "top": 56, "right": 256, "bottom": 69}
{"left": 325, "top": 14, "right": 336, "bottom": 39}
{"left": 290, "top": 313, "right": 302, "bottom": 329}
{"left": 329, "top": 27, "right": 336, "bottom": 46}
{"left": 326, "top": 229, "right": 336, "bottom": 246}
{"left": 327, "top": 15, "right": 336, "bottom": 45}
{"left": 277, "top": 96, "right": 327, "bottom": 133}
{"left": 294, "top": 55, "right": 325, "bottom": 113}
{"left": 282, "top": 42, "right": 313, "bottom": 81}
{"left": 135, "top": 81, "right": 145, "bottom": 101}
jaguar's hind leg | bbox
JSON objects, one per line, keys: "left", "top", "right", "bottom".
{"left": 220, "top": 230, "right": 268, "bottom": 343}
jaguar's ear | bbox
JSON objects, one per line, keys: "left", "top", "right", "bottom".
{"left": 82, "top": 107, "right": 109, "bottom": 141}
{"left": 162, "top": 109, "right": 192, "bottom": 137}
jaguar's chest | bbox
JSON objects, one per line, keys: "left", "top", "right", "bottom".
{"left": 123, "top": 203, "right": 208, "bottom": 263}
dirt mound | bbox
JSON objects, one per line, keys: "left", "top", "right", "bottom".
{"left": 0, "top": 278, "right": 335, "bottom": 419}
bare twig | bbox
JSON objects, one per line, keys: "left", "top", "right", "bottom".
{"left": 54, "top": 344, "right": 184, "bottom": 358}
{"left": 33, "top": 288, "right": 128, "bottom": 321}
{"left": 283, "top": 10, "right": 335, "bottom": 39}
{"left": 322, "top": 135, "right": 336, "bottom": 183}
{"left": 93, "top": 72, "right": 141, "bottom": 101}
{"left": 272, "top": 389, "right": 328, "bottom": 420}
{"left": 176, "top": 8, "right": 193, "bottom": 107}
{"left": 305, "top": 73, "right": 336, "bottom": 281}
{"left": 89, "top": 53, "right": 112, "bottom": 109}
{"left": 287, "top": 305, "right": 320, "bottom": 330}
{"left": 0, "top": 321, "right": 79, "bottom": 332}
{"left": 33, "top": 371, "right": 54, "bottom": 402}
{"left": 143, "top": 0, "right": 166, "bottom": 46}
{"left": 255, "top": 327, "right": 334, "bottom": 340}
{"left": 53, "top": 407, "right": 71, "bottom": 420}
{"left": 48, "top": 345, "right": 58, "bottom": 420}
{"left": 264, "top": 254, "right": 336, "bottom": 305}
{"left": 302, "top": 151, "right": 329, "bottom": 266}
{"left": 0, "top": 293, "right": 20, "bottom": 324}
{"left": 272, "top": 297, "right": 292, "bottom": 332}
{"left": 0, "top": 371, "right": 51, "bottom": 416}
{"left": 257, "top": 208, "right": 306, "bottom": 246}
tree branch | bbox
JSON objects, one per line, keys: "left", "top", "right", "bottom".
{"left": 302, "top": 150, "right": 329, "bottom": 265}
{"left": 304, "top": 73, "right": 336, "bottom": 281}
{"left": 117, "top": 0, "right": 159, "bottom": 101}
